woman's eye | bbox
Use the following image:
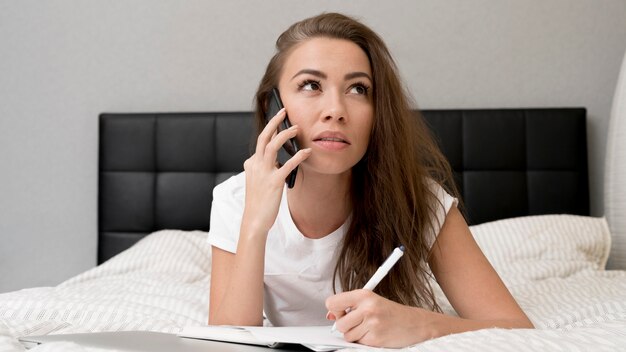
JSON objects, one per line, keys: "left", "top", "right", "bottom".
{"left": 349, "top": 84, "right": 369, "bottom": 95}
{"left": 300, "top": 80, "right": 321, "bottom": 91}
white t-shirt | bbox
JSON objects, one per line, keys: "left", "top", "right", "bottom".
{"left": 207, "top": 172, "right": 457, "bottom": 327}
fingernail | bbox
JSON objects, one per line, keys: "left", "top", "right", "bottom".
{"left": 326, "top": 312, "right": 336, "bottom": 320}
{"left": 304, "top": 148, "right": 312, "bottom": 153}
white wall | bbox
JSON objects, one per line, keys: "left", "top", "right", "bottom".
{"left": 1, "top": 0, "right": 625, "bottom": 293}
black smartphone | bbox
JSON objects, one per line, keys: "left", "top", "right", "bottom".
{"left": 265, "top": 88, "right": 300, "bottom": 188}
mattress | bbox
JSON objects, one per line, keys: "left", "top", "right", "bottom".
{"left": 2, "top": 215, "right": 625, "bottom": 351}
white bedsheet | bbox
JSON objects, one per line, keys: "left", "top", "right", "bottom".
{"left": 1, "top": 220, "right": 625, "bottom": 351}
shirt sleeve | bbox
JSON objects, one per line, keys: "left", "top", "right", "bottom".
{"left": 425, "top": 181, "right": 458, "bottom": 250}
{"left": 207, "top": 173, "right": 246, "bottom": 253}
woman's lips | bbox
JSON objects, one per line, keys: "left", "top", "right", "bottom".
{"left": 313, "top": 137, "right": 350, "bottom": 150}
{"left": 313, "top": 131, "right": 350, "bottom": 150}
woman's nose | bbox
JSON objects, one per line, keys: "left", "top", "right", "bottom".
{"left": 321, "top": 91, "right": 347, "bottom": 123}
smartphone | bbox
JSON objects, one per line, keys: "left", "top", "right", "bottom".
{"left": 265, "top": 88, "right": 300, "bottom": 188}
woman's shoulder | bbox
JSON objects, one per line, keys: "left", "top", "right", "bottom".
{"left": 213, "top": 172, "right": 246, "bottom": 204}
{"left": 426, "top": 179, "right": 456, "bottom": 205}
{"left": 423, "top": 178, "right": 459, "bottom": 246}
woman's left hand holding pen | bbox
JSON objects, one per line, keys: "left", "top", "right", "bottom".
{"left": 325, "top": 290, "right": 438, "bottom": 348}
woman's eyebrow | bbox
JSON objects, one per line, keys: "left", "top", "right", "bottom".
{"left": 344, "top": 71, "right": 372, "bottom": 82}
{"left": 290, "top": 69, "right": 372, "bottom": 83}
{"left": 291, "top": 69, "right": 327, "bottom": 80}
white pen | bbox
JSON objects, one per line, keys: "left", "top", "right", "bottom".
{"left": 330, "top": 245, "right": 405, "bottom": 332}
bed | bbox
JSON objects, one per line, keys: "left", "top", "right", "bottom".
{"left": 1, "top": 108, "right": 625, "bottom": 351}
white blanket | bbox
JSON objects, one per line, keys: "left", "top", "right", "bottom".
{"left": 1, "top": 215, "right": 626, "bottom": 351}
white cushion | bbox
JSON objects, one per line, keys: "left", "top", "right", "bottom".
{"left": 605, "top": 48, "right": 626, "bottom": 270}
{"left": 469, "top": 214, "right": 611, "bottom": 287}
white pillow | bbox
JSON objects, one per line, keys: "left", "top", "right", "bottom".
{"left": 469, "top": 214, "right": 611, "bottom": 287}
{"left": 61, "top": 230, "right": 212, "bottom": 287}
{"left": 605, "top": 48, "right": 626, "bottom": 270}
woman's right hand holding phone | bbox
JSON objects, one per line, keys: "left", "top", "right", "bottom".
{"left": 210, "top": 109, "right": 311, "bottom": 326}
{"left": 242, "top": 108, "right": 312, "bottom": 237}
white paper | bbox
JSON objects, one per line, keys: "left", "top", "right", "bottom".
{"left": 179, "top": 325, "right": 274, "bottom": 346}
{"left": 179, "top": 325, "right": 378, "bottom": 351}
{"left": 245, "top": 326, "right": 368, "bottom": 349}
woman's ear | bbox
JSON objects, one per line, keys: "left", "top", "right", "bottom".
{"left": 261, "top": 91, "right": 271, "bottom": 114}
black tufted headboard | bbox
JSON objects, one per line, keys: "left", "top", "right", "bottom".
{"left": 98, "top": 108, "right": 589, "bottom": 263}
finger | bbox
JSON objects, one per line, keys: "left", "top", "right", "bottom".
{"left": 325, "top": 311, "right": 336, "bottom": 321}
{"left": 263, "top": 125, "right": 299, "bottom": 164}
{"left": 340, "top": 312, "right": 368, "bottom": 343}
{"left": 335, "top": 304, "right": 366, "bottom": 331}
{"left": 255, "top": 108, "right": 286, "bottom": 155}
{"left": 326, "top": 290, "right": 366, "bottom": 317}
{"left": 276, "top": 148, "right": 312, "bottom": 179}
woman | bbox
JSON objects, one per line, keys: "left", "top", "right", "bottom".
{"left": 208, "top": 12, "right": 533, "bottom": 348}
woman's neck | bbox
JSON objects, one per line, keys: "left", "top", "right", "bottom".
{"left": 286, "top": 170, "right": 352, "bottom": 239}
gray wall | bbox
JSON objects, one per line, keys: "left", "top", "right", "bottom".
{"left": 1, "top": 0, "right": 625, "bottom": 293}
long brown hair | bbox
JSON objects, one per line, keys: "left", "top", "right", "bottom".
{"left": 254, "top": 13, "right": 458, "bottom": 311}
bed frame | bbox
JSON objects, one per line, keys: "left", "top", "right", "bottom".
{"left": 98, "top": 108, "right": 589, "bottom": 263}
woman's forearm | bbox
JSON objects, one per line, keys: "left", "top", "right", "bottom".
{"left": 426, "top": 309, "right": 534, "bottom": 340}
{"left": 209, "top": 221, "right": 268, "bottom": 326}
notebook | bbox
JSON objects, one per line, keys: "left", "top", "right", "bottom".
{"left": 178, "top": 325, "right": 375, "bottom": 351}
